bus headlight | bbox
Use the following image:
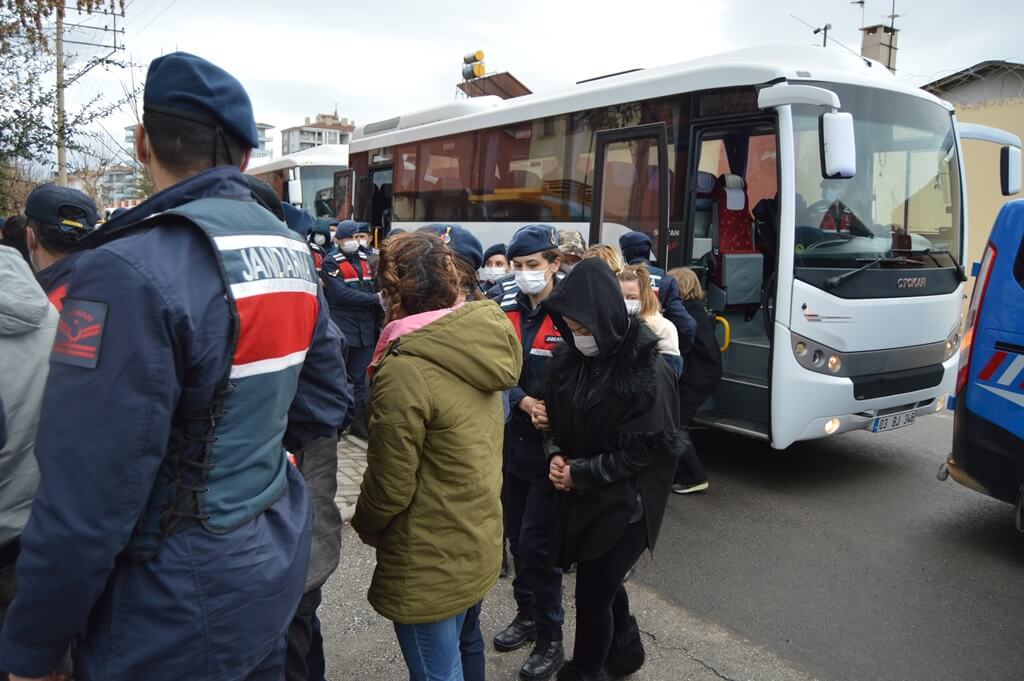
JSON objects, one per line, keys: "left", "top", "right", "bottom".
{"left": 824, "top": 417, "right": 841, "bottom": 434}
{"left": 943, "top": 328, "right": 961, "bottom": 361}
{"left": 827, "top": 354, "right": 842, "bottom": 373}
{"left": 792, "top": 333, "right": 850, "bottom": 377}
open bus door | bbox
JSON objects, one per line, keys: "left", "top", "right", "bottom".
{"left": 588, "top": 123, "right": 670, "bottom": 260}
{"left": 333, "top": 169, "right": 354, "bottom": 220}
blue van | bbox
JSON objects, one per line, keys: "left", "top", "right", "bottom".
{"left": 941, "top": 199, "right": 1024, "bottom": 528}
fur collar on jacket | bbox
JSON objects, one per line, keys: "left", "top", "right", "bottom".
{"left": 546, "top": 316, "right": 663, "bottom": 403}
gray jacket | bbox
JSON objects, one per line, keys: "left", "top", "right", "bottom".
{"left": 0, "top": 246, "right": 58, "bottom": 546}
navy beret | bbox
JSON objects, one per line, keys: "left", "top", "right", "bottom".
{"left": 619, "top": 231, "right": 653, "bottom": 263}
{"left": 144, "top": 51, "right": 259, "bottom": 148}
{"left": 420, "top": 223, "right": 483, "bottom": 270}
{"left": 25, "top": 184, "right": 98, "bottom": 233}
{"left": 281, "top": 203, "right": 314, "bottom": 236}
{"left": 335, "top": 220, "right": 363, "bottom": 240}
{"left": 483, "top": 243, "right": 507, "bottom": 263}
{"left": 508, "top": 224, "right": 559, "bottom": 259}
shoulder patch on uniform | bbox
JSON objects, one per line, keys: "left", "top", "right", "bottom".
{"left": 52, "top": 298, "right": 108, "bottom": 369}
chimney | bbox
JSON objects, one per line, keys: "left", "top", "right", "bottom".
{"left": 304, "top": 116, "right": 310, "bottom": 125}
{"left": 861, "top": 24, "right": 899, "bottom": 73}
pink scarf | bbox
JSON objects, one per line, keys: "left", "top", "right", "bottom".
{"left": 368, "top": 303, "right": 465, "bottom": 376}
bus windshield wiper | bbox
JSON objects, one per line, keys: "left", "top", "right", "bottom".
{"left": 915, "top": 248, "right": 968, "bottom": 282}
{"left": 824, "top": 256, "right": 923, "bottom": 291}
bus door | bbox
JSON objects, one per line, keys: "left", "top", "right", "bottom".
{"left": 588, "top": 123, "right": 670, "bottom": 259}
{"left": 333, "top": 169, "right": 354, "bottom": 220}
{"left": 362, "top": 165, "right": 393, "bottom": 246}
{"left": 686, "top": 121, "right": 779, "bottom": 440}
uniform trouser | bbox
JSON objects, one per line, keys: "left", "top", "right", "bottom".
{"left": 344, "top": 344, "right": 374, "bottom": 409}
{"left": 285, "top": 587, "right": 322, "bottom": 681}
{"left": 459, "top": 601, "right": 485, "bottom": 681}
{"left": 503, "top": 473, "right": 564, "bottom": 637}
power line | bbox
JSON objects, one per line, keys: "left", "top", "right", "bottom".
{"left": 135, "top": 0, "right": 178, "bottom": 37}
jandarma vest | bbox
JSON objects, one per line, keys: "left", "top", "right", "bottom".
{"left": 125, "top": 197, "right": 320, "bottom": 559}
{"left": 332, "top": 251, "right": 373, "bottom": 289}
{"left": 500, "top": 294, "right": 563, "bottom": 358}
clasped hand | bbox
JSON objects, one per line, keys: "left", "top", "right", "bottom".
{"left": 549, "top": 454, "right": 574, "bottom": 491}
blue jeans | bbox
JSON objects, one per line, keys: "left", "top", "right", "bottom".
{"left": 394, "top": 609, "right": 469, "bottom": 681}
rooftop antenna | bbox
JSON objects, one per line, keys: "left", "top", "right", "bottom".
{"left": 885, "top": 0, "right": 901, "bottom": 71}
{"left": 813, "top": 22, "right": 832, "bottom": 47}
{"left": 791, "top": 14, "right": 872, "bottom": 67}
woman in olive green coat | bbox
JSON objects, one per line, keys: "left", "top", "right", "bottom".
{"left": 352, "top": 232, "right": 521, "bottom": 681}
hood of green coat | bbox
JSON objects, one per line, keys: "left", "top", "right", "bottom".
{"left": 385, "top": 300, "right": 521, "bottom": 392}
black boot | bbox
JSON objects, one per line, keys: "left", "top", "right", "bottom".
{"left": 557, "top": 661, "right": 610, "bottom": 681}
{"left": 349, "top": 407, "right": 368, "bottom": 440}
{"left": 519, "top": 634, "right": 564, "bottom": 681}
{"left": 493, "top": 612, "right": 535, "bottom": 652}
{"left": 604, "top": 616, "right": 645, "bottom": 678}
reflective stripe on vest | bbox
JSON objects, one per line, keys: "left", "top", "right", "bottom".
{"left": 334, "top": 253, "right": 373, "bottom": 286}
{"left": 503, "top": 307, "right": 563, "bottom": 357}
{"left": 125, "top": 198, "right": 319, "bottom": 559}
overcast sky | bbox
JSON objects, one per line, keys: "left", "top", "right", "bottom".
{"left": 60, "top": 0, "right": 1023, "bottom": 162}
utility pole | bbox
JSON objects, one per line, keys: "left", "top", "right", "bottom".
{"left": 56, "top": 10, "right": 67, "bottom": 185}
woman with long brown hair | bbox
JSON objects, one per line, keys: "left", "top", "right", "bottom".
{"left": 352, "top": 231, "right": 520, "bottom": 681}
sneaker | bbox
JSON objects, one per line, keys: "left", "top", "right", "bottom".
{"left": 671, "top": 481, "right": 709, "bottom": 495}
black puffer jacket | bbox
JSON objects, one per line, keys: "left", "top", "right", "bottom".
{"left": 541, "top": 259, "right": 682, "bottom": 568}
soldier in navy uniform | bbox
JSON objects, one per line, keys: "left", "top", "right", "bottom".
{"left": 619, "top": 231, "right": 697, "bottom": 357}
{"left": 23, "top": 184, "right": 99, "bottom": 311}
{"left": 322, "top": 219, "right": 379, "bottom": 440}
{"left": 0, "top": 52, "right": 349, "bottom": 681}
{"left": 494, "top": 225, "right": 567, "bottom": 681}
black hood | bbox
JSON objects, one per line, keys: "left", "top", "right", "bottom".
{"left": 543, "top": 258, "right": 628, "bottom": 357}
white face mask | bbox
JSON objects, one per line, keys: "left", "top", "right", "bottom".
{"left": 480, "top": 266, "right": 507, "bottom": 281}
{"left": 340, "top": 240, "right": 359, "bottom": 255}
{"left": 515, "top": 269, "right": 550, "bottom": 295}
{"left": 357, "top": 237, "right": 370, "bottom": 248}
{"left": 573, "top": 334, "right": 600, "bottom": 357}
{"left": 624, "top": 299, "right": 642, "bottom": 315}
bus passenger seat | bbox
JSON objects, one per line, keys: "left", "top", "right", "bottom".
{"left": 714, "top": 174, "right": 755, "bottom": 253}
{"left": 710, "top": 174, "right": 762, "bottom": 309}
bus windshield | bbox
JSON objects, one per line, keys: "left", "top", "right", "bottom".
{"left": 792, "top": 84, "right": 962, "bottom": 274}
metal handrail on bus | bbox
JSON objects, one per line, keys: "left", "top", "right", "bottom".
{"left": 716, "top": 316, "right": 731, "bottom": 352}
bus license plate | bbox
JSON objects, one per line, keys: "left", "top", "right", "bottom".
{"left": 872, "top": 411, "right": 916, "bottom": 433}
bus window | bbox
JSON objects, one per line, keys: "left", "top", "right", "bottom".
{"left": 478, "top": 119, "right": 572, "bottom": 221}
{"left": 598, "top": 138, "right": 662, "bottom": 248}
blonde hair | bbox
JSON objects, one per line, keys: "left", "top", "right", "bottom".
{"left": 668, "top": 267, "right": 704, "bottom": 301}
{"left": 617, "top": 265, "right": 660, "bottom": 318}
{"left": 583, "top": 244, "right": 624, "bottom": 274}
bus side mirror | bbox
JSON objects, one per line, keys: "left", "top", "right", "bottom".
{"left": 1000, "top": 146, "right": 1021, "bottom": 196}
{"left": 820, "top": 112, "right": 856, "bottom": 179}
{"left": 287, "top": 179, "right": 303, "bottom": 206}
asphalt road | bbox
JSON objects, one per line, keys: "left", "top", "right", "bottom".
{"left": 638, "top": 410, "right": 1024, "bottom": 681}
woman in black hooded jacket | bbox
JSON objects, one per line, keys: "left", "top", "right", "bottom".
{"left": 538, "top": 258, "right": 682, "bottom": 681}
